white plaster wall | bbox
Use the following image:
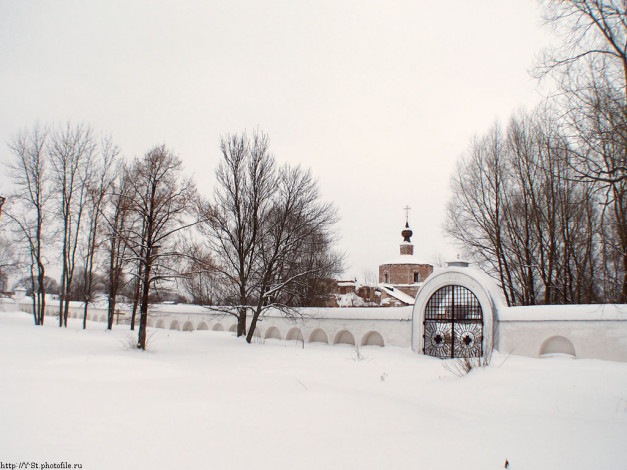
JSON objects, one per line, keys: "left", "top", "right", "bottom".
{"left": 0, "top": 298, "right": 17, "bottom": 312}
{"left": 18, "top": 300, "right": 64, "bottom": 317}
{"left": 497, "top": 320, "right": 627, "bottom": 362}
{"left": 13, "top": 296, "right": 627, "bottom": 362}
{"left": 142, "top": 310, "right": 412, "bottom": 347}
{"left": 14, "top": 300, "right": 413, "bottom": 348}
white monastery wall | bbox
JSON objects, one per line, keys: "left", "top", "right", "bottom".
{"left": 13, "top": 298, "right": 411, "bottom": 348}
{"left": 497, "top": 318, "right": 627, "bottom": 362}
{"left": 495, "top": 302, "right": 627, "bottom": 361}
{"left": 9, "top": 275, "right": 627, "bottom": 362}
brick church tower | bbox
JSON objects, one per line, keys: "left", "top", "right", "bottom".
{"left": 378, "top": 210, "right": 433, "bottom": 299}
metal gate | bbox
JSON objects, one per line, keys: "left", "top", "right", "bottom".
{"left": 423, "top": 285, "right": 483, "bottom": 358}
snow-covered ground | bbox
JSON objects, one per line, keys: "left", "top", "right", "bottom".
{"left": 1, "top": 310, "right": 626, "bottom": 470}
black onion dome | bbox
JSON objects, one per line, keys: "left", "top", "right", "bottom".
{"left": 401, "top": 222, "right": 413, "bottom": 242}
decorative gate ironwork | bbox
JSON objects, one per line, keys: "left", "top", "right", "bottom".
{"left": 423, "top": 285, "right": 483, "bottom": 358}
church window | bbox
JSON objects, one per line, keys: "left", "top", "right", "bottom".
{"left": 414, "top": 272, "right": 420, "bottom": 283}
{"left": 384, "top": 272, "right": 389, "bottom": 283}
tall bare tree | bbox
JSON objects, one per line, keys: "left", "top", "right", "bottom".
{"left": 125, "top": 145, "right": 196, "bottom": 350}
{"left": 4, "top": 124, "right": 51, "bottom": 324}
{"left": 539, "top": 0, "right": 627, "bottom": 103}
{"left": 445, "top": 124, "right": 516, "bottom": 305}
{"left": 49, "top": 123, "right": 97, "bottom": 327}
{"left": 198, "top": 131, "right": 342, "bottom": 342}
{"left": 199, "top": 132, "right": 275, "bottom": 338}
{"left": 103, "top": 163, "right": 134, "bottom": 330}
{"left": 538, "top": 0, "right": 627, "bottom": 300}
{"left": 446, "top": 109, "right": 601, "bottom": 305}
{"left": 79, "top": 137, "right": 119, "bottom": 328}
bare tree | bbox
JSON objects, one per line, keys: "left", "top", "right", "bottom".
{"left": 538, "top": 1, "right": 627, "bottom": 300}
{"left": 79, "top": 137, "right": 119, "bottom": 328}
{"left": 360, "top": 269, "right": 378, "bottom": 287}
{"left": 198, "top": 132, "right": 275, "bottom": 338}
{"left": 198, "top": 131, "right": 342, "bottom": 342}
{"left": 4, "top": 124, "right": 51, "bottom": 324}
{"left": 0, "top": 236, "right": 20, "bottom": 294}
{"left": 445, "top": 123, "right": 516, "bottom": 305}
{"left": 125, "top": 145, "right": 196, "bottom": 350}
{"left": 179, "top": 240, "right": 220, "bottom": 306}
{"left": 446, "top": 109, "right": 601, "bottom": 305}
{"left": 103, "top": 163, "right": 133, "bottom": 330}
{"left": 539, "top": 0, "right": 627, "bottom": 104}
{"left": 15, "top": 275, "right": 60, "bottom": 297}
{"left": 49, "top": 123, "right": 97, "bottom": 327}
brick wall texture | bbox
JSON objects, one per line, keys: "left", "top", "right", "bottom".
{"left": 379, "top": 263, "right": 433, "bottom": 286}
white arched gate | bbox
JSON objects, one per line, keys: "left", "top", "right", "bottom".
{"left": 423, "top": 285, "right": 484, "bottom": 358}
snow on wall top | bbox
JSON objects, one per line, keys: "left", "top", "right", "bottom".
{"left": 16, "top": 287, "right": 627, "bottom": 323}
{"left": 147, "top": 303, "right": 413, "bottom": 320}
{"left": 275, "top": 306, "right": 413, "bottom": 320}
{"left": 497, "top": 303, "right": 627, "bottom": 322}
{"left": 151, "top": 305, "right": 414, "bottom": 321}
{"left": 14, "top": 297, "right": 413, "bottom": 321}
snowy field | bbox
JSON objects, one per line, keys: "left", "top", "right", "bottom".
{"left": 1, "top": 311, "right": 627, "bottom": 470}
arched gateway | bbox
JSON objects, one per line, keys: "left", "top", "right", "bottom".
{"left": 412, "top": 262, "right": 499, "bottom": 359}
{"left": 423, "top": 285, "right": 483, "bottom": 358}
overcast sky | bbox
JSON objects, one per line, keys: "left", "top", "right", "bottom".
{"left": 0, "top": 1, "right": 556, "bottom": 281}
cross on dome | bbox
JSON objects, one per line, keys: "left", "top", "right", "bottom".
{"left": 401, "top": 205, "right": 413, "bottom": 243}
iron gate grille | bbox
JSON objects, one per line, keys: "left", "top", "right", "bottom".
{"left": 423, "top": 285, "right": 483, "bottom": 358}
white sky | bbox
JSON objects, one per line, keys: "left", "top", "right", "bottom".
{"left": 0, "top": 0, "right": 555, "bottom": 281}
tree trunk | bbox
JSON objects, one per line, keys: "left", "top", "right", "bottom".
{"left": 130, "top": 246, "right": 145, "bottom": 331}
{"left": 131, "top": 277, "right": 140, "bottom": 331}
{"left": 245, "top": 310, "right": 261, "bottom": 344}
{"left": 622, "top": 253, "right": 627, "bottom": 303}
{"left": 82, "top": 302, "right": 88, "bottom": 329}
{"left": 137, "top": 262, "right": 152, "bottom": 350}
{"left": 37, "top": 261, "right": 46, "bottom": 325}
{"left": 107, "top": 296, "right": 116, "bottom": 330}
{"left": 237, "top": 307, "right": 247, "bottom": 338}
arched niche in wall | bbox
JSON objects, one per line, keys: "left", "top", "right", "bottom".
{"left": 334, "top": 330, "right": 356, "bottom": 346}
{"left": 539, "top": 335, "right": 576, "bottom": 358}
{"left": 309, "top": 328, "right": 329, "bottom": 344}
{"left": 361, "top": 331, "right": 385, "bottom": 347}
{"left": 286, "top": 327, "right": 304, "bottom": 342}
{"left": 264, "top": 326, "right": 282, "bottom": 340}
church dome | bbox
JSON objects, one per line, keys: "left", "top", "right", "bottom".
{"left": 401, "top": 222, "right": 413, "bottom": 243}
